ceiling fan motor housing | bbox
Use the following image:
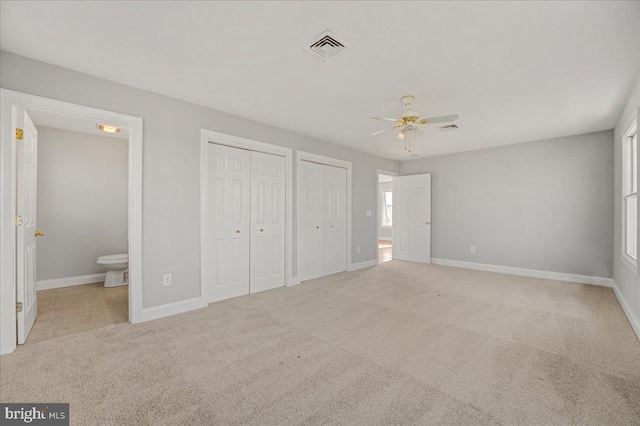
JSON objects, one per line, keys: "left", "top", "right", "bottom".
{"left": 400, "top": 95, "right": 418, "bottom": 119}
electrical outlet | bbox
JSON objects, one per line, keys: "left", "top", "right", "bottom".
{"left": 163, "top": 274, "right": 172, "bottom": 287}
{"left": 366, "top": 210, "right": 372, "bottom": 217}
{"left": 357, "top": 246, "right": 361, "bottom": 254}
{"left": 470, "top": 246, "right": 476, "bottom": 254}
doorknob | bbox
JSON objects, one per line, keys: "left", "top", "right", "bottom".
{"left": 260, "top": 228, "right": 264, "bottom": 232}
{"left": 316, "top": 226, "right": 320, "bottom": 229}
{"left": 236, "top": 230, "right": 240, "bottom": 234}
{"left": 35, "top": 231, "right": 44, "bottom": 237}
{"left": 424, "top": 221, "right": 430, "bottom": 226}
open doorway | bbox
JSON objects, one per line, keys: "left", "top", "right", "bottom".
{"left": 0, "top": 89, "right": 143, "bottom": 355}
{"left": 22, "top": 110, "right": 130, "bottom": 345}
{"left": 377, "top": 171, "right": 397, "bottom": 263}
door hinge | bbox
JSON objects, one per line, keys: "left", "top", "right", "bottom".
{"left": 16, "top": 128, "right": 23, "bottom": 140}
{"left": 15, "top": 215, "right": 22, "bottom": 226}
{"left": 16, "top": 302, "right": 23, "bottom": 313}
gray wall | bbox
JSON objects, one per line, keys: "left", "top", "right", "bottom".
{"left": 400, "top": 131, "right": 614, "bottom": 278}
{"left": 0, "top": 51, "right": 399, "bottom": 309}
{"left": 613, "top": 75, "right": 640, "bottom": 327}
{"left": 36, "top": 127, "right": 128, "bottom": 281}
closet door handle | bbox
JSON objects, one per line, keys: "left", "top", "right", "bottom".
{"left": 260, "top": 228, "right": 264, "bottom": 232}
{"left": 236, "top": 230, "right": 240, "bottom": 234}
{"left": 316, "top": 226, "right": 320, "bottom": 229}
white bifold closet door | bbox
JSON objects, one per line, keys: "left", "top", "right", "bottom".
{"left": 208, "top": 144, "right": 251, "bottom": 303}
{"left": 207, "top": 144, "right": 285, "bottom": 303}
{"left": 250, "top": 151, "right": 285, "bottom": 293}
{"left": 299, "top": 161, "right": 347, "bottom": 281}
{"left": 299, "top": 161, "right": 325, "bottom": 281}
{"left": 395, "top": 173, "right": 431, "bottom": 263}
{"left": 324, "top": 165, "right": 347, "bottom": 276}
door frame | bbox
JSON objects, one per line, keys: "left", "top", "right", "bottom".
{"left": 296, "top": 151, "right": 352, "bottom": 275}
{"left": 200, "top": 129, "right": 295, "bottom": 302}
{"left": 0, "top": 89, "right": 144, "bottom": 355}
{"left": 376, "top": 169, "right": 398, "bottom": 263}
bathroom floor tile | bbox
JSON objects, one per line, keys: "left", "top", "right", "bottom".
{"left": 22, "top": 283, "right": 129, "bottom": 347}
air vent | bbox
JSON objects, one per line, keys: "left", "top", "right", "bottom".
{"left": 439, "top": 124, "right": 459, "bottom": 131}
{"left": 304, "top": 30, "right": 350, "bottom": 60}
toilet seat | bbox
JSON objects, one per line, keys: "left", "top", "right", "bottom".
{"left": 97, "top": 254, "right": 128, "bottom": 264}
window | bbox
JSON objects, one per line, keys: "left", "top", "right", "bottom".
{"left": 382, "top": 191, "right": 393, "bottom": 227}
{"left": 623, "top": 121, "right": 638, "bottom": 265}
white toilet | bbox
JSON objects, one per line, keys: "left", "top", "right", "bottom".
{"left": 97, "top": 254, "right": 129, "bottom": 287}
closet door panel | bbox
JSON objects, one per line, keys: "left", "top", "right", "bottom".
{"left": 251, "top": 152, "right": 285, "bottom": 293}
{"left": 208, "top": 144, "right": 251, "bottom": 302}
{"left": 298, "top": 161, "right": 325, "bottom": 281}
{"left": 324, "top": 165, "right": 347, "bottom": 275}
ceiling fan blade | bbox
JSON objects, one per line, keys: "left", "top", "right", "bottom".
{"left": 419, "top": 114, "right": 459, "bottom": 125}
{"left": 371, "top": 116, "right": 400, "bottom": 122}
{"left": 370, "top": 128, "right": 392, "bottom": 136}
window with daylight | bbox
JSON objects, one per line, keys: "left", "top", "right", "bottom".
{"left": 623, "top": 121, "right": 638, "bottom": 266}
{"left": 382, "top": 191, "right": 393, "bottom": 227}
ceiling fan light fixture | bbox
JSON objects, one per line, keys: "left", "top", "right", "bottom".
{"left": 370, "top": 95, "right": 459, "bottom": 155}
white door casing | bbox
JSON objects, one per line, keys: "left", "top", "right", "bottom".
{"left": 298, "top": 160, "right": 325, "bottom": 281}
{"left": 395, "top": 174, "right": 431, "bottom": 263}
{"left": 250, "top": 151, "right": 285, "bottom": 293}
{"left": 207, "top": 144, "right": 251, "bottom": 303}
{"left": 324, "top": 165, "right": 347, "bottom": 275}
{"left": 16, "top": 109, "right": 38, "bottom": 344}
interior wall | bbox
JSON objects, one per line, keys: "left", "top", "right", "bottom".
{"left": 400, "top": 130, "right": 614, "bottom": 278}
{"left": 0, "top": 51, "right": 399, "bottom": 309}
{"left": 613, "top": 75, "right": 640, "bottom": 331}
{"left": 36, "top": 127, "right": 128, "bottom": 281}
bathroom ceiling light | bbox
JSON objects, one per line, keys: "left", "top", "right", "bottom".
{"left": 98, "top": 124, "right": 121, "bottom": 134}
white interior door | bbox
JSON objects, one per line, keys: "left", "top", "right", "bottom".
{"left": 394, "top": 174, "right": 431, "bottom": 263}
{"left": 250, "top": 152, "right": 285, "bottom": 293}
{"left": 298, "top": 160, "right": 325, "bottom": 281}
{"left": 207, "top": 144, "right": 251, "bottom": 303}
{"left": 16, "top": 109, "right": 38, "bottom": 344}
{"left": 324, "top": 165, "right": 347, "bottom": 275}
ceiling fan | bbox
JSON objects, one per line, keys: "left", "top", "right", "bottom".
{"left": 371, "top": 95, "right": 459, "bottom": 153}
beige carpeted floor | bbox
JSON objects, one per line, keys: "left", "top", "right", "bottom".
{"left": 1, "top": 261, "right": 639, "bottom": 425}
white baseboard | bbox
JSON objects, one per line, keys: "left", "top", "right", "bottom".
{"left": 139, "top": 297, "right": 207, "bottom": 322}
{"left": 37, "top": 273, "right": 107, "bottom": 291}
{"left": 431, "top": 258, "right": 614, "bottom": 287}
{"left": 287, "top": 276, "right": 301, "bottom": 287}
{"left": 611, "top": 280, "right": 640, "bottom": 342}
{"left": 348, "top": 259, "right": 378, "bottom": 272}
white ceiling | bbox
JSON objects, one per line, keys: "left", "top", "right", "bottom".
{"left": 27, "top": 109, "right": 129, "bottom": 140}
{"left": 1, "top": 1, "right": 638, "bottom": 160}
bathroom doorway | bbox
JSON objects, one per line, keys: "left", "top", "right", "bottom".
{"left": 377, "top": 170, "right": 397, "bottom": 264}
{"left": 0, "top": 90, "right": 143, "bottom": 355}
{"left": 24, "top": 110, "right": 130, "bottom": 345}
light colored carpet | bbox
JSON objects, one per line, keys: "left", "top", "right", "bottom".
{"left": 1, "top": 260, "right": 639, "bottom": 425}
